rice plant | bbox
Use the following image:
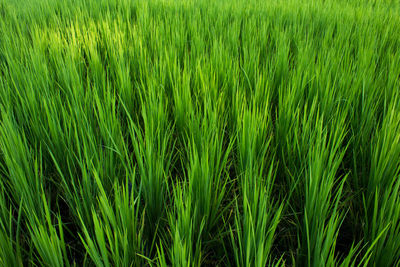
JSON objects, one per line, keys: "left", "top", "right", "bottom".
{"left": 0, "top": 0, "right": 399, "bottom": 266}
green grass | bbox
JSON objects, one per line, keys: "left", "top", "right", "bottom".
{"left": 0, "top": 0, "right": 400, "bottom": 266}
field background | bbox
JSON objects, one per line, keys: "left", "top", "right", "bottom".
{"left": 0, "top": 0, "right": 400, "bottom": 266}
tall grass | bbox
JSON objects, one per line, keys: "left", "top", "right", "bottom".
{"left": 0, "top": 0, "right": 400, "bottom": 265}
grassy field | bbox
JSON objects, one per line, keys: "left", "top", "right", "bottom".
{"left": 0, "top": 0, "right": 400, "bottom": 266}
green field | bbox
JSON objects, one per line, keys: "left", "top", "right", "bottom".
{"left": 0, "top": 0, "right": 400, "bottom": 266}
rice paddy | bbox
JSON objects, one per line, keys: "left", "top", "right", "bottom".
{"left": 0, "top": 0, "right": 400, "bottom": 266}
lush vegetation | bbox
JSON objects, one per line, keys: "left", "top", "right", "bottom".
{"left": 0, "top": 0, "right": 400, "bottom": 266}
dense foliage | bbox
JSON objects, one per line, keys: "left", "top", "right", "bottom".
{"left": 0, "top": 0, "right": 400, "bottom": 266}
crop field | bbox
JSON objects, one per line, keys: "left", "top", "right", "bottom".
{"left": 0, "top": 0, "right": 400, "bottom": 266}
